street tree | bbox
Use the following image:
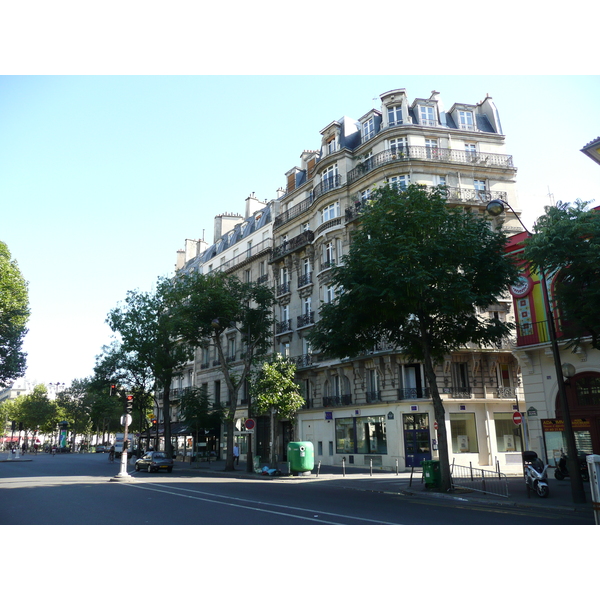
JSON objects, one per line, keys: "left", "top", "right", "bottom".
{"left": 5, "top": 384, "right": 58, "bottom": 444}
{"left": 0, "top": 240, "right": 30, "bottom": 385}
{"left": 308, "top": 184, "right": 519, "bottom": 491}
{"left": 106, "top": 276, "right": 194, "bottom": 458}
{"left": 92, "top": 341, "right": 156, "bottom": 454}
{"left": 56, "top": 379, "right": 94, "bottom": 450}
{"left": 523, "top": 200, "right": 600, "bottom": 349}
{"left": 174, "top": 271, "right": 275, "bottom": 471}
{"left": 250, "top": 354, "right": 305, "bottom": 467}
{"left": 179, "top": 386, "right": 224, "bottom": 460}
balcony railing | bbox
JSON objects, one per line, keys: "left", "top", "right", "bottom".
{"left": 293, "top": 354, "right": 315, "bottom": 368}
{"left": 442, "top": 387, "right": 472, "bottom": 398}
{"left": 397, "top": 388, "right": 431, "bottom": 401}
{"left": 366, "top": 391, "right": 382, "bottom": 403}
{"left": 297, "top": 312, "right": 315, "bottom": 328}
{"left": 348, "top": 147, "right": 514, "bottom": 184}
{"left": 276, "top": 319, "right": 292, "bottom": 335}
{"left": 215, "top": 238, "right": 273, "bottom": 273}
{"left": 323, "top": 395, "right": 353, "bottom": 407}
{"left": 298, "top": 272, "right": 312, "bottom": 287}
{"left": 271, "top": 230, "right": 314, "bottom": 261}
{"left": 276, "top": 281, "right": 291, "bottom": 296}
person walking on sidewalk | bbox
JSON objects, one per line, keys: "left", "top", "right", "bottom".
{"left": 233, "top": 443, "right": 240, "bottom": 466}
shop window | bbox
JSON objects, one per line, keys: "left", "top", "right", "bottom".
{"left": 335, "top": 415, "right": 387, "bottom": 454}
{"left": 450, "top": 413, "right": 478, "bottom": 453}
{"left": 494, "top": 413, "right": 522, "bottom": 452}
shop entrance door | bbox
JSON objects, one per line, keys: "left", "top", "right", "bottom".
{"left": 403, "top": 413, "right": 432, "bottom": 468}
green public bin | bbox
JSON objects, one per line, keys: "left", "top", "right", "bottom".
{"left": 287, "top": 441, "right": 314, "bottom": 474}
{"left": 421, "top": 459, "right": 441, "bottom": 488}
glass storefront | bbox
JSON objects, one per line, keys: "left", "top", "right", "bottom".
{"left": 450, "top": 413, "right": 479, "bottom": 453}
{"left": 494, "top": 412, "right": 523, "bottom": 452}
{"left": 335, "top": 415, "right": 387, "bottom": 454}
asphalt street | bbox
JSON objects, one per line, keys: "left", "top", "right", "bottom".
{"left": 0, "top": 452, "right": 595, "bottom": 525}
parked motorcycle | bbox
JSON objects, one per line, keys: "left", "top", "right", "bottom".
{"left": 523, "top": 450, "right": 550, "bottom": 498}
{"left": 554, "top": 451, "right": 590, "bottom": 482}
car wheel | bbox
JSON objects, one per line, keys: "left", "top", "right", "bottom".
{"left": 135, "top": 463, "right": 140, "bottom": 471}
{"left": 147, "top": 465, "right": 152, "bottom": 473}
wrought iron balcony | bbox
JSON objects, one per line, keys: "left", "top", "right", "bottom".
{"left": 276, "top": 319, "right": 292, "bottom": 335}
{"left": 271, "top": 230, "right": 314, "bottom": 262}
{"left": 293, "top": 354, "right": 315, "bottom": 368}
{"left": 348, "top": 147, "right": 514, "bottom": 184}
{"left": 366, "top": 391, "right": 382, "bottom": 403}
{"left": 313, "top": 174, "right": 343, "bottom": 200}
{"left": 298, "top": 272, "right": 312, "bottom": 287}
{"left": 297, "top": 311, "right": 315, "bottom": 328}
{"left": 323, "top": 395, "right": 353, "bottom": 407}
{"left": 397, "top": 387, "right": 431, "bottom": 401}
{"left": 276, "top": 281, "right": 291, "bottom": 296}
{"left": 442, "top": 387, "right": 472, "bottom": 398}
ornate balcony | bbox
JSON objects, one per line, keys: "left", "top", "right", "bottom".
{"left": 276, "top": 319, "right": 292, "bottom": 335}
{"left": 348, "top": 147, "right": 514, "bottom": 185}
{"left": 397, "top": 387, "right": 431, "bottom": 401}
{"left": 271, "top": 230, "right": 314, "bottom": 262}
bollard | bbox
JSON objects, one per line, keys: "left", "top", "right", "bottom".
{"left": 396, "top": 458, "right": 399, "bottom": 476}
{"left": 370, "top": 458, "right": 373, "bottom": 476}
{"left": 342, "top": 456, "right": 346, "bottom": 477}
{"left": 317, "top": 461, "right": 321, "bottom": 477}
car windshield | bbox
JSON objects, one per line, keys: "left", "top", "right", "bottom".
{"left": 153, "top": 453, "right": 167, "bottom": 459}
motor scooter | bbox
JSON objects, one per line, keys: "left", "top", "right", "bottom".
{"left": 554, "top": 451, "right": 590, "bottom": 482}
{"left": 523, "top": 450, "right": 550, "bottom": 498}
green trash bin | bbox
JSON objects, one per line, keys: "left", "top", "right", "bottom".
{"left": 421, "top": 459, "right": 441, "bottom": 488}
{"left": 287, "top": 441, "right": 314, "bottom": 474}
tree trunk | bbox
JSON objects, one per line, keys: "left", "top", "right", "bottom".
{"left": 422, "top": 351, "right": 452, "bottom": 492}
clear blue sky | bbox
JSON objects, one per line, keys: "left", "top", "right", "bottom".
{"left": 1, "top": 75, "right": 599, "bottom": 386}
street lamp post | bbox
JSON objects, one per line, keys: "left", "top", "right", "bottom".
{"left": 487, "top": 199, "right": 586, "bottom": 503}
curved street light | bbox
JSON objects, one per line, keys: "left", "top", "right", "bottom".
{"left": 486, "top": 199, "right": 586, "bottom": 503}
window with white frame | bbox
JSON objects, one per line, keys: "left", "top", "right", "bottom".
{"left": 327, "top": 137, "right": 337, "bottom": 154}
{"left": 458, "top": 110, "right": 475, "bottom": 130}
{"left": 303, "top": 257, "right": 311, "bottom": 277}
{"left": 325, "top": 284, "right": 336, "bottom": 303}
{"left": 387, "top": 105, "right": 403, "bottom": 126}
{"left": 323, "top": 241, "right": 335, "bottom": 267}
{"left": 474, "top": 179, "right": 486, "bottom": 191}
{"left": 359, "top": 188, "right": 371, "bottom": 201}
{"left": 389, "top": 175, "right": 410, "bottom": 190}
{"left": 389, "top": 137, "right": 408, "bottom": 155}
{"left": 425, "top": 138, "right": 438, "bottom": 159}
{"left": 303, "top": 296, "right": 312, "bottom": 316}
{"left": 419, "top": 105, "right": 436, "bottom": 126}
{"left": 321, "top": 201, "right": 340, "bottom": 223}
{"left": 362, "top": 118, "right": 375, "bottom": 142}
{"left": 465, "top": 143, "right": 477, "bottom": 157}
{"left": 321, "top": 164, "right": 338, "bottom": 191}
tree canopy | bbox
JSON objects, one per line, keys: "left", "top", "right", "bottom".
{"left": 0, "top": 240, "right": 30, "bottom": 385}
{"left": 308, "top": 184, "right": 519, "bottom": 490}
{"left": 523, "top": 200, "right": 600, "bottom": 349}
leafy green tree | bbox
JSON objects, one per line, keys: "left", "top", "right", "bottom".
{"left": 179, "top": 386, "right": 224, "bottom": 460}
{"left": 6, "top": 384, "right": 58, "bottom": 444}
{"left": 92, "top": 341, "right": 156, "bottom": 454}
{"left": 174, "top": 271, "right": 275, "bottom": 471}
{"left": 56, "top": 379, "right": 94, "bottom": 450}
{"left": 523, "top": 200, "right": 600, "bottom": 349}
{"left": 0, "top": 241, "right": 30, "bottom": 385}
{"left": 106, "top": 276, "right": 194, "bottom": 458}
{"left": 250, "top": 354, "right": 305, "bottom": 467}
{"left": 308, "top": 185, "right": 519, "bottom": 491}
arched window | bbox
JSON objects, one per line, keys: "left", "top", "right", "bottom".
{"left": 576, "top": 376, "right": 600, "bottom": 407}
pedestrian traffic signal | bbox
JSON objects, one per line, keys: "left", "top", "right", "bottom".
{"left": 126, "top": 395, "right": 133, "bottom": 414}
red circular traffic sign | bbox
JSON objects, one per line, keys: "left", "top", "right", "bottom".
{"left": 245, "top": 418, "right": 256, "bottom": 431}
{"left": 434, "top": 421, "right": 438, "bottom": 430}
{"left": 513, "top": 412, "right": 523, "bottom": 426}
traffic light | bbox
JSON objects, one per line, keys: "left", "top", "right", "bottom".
{"left": 126, "top": 395, "right": 133, "bottom": 415}
{"left": 110, "top": 384, "right": 117, "bottom": 396}
{"left": 151, "top": 418, "right": 157, "bottom": 428}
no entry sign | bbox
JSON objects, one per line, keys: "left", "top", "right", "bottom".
{"left": 513, "top": 412, "right": 523, "bottom": 426}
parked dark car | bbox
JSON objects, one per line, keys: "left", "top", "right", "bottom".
{"left": 95, "top": 445, "right": 108, "bottom": 453}
{"left": 135, "top": 451, "right": 173, "bottom": 473}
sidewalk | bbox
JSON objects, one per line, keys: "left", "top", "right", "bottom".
{"left": 172, "top": 457, "right": 596, "bottom": 516}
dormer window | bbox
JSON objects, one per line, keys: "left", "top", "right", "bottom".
{"left": 327, "top": 137, "right": 337, "bottom": 155}
{"left": 362, "top": 118, "right": 375, "bottom": 142}
{"left": 419, "top": 105, "right": 437, "bottom": 127}
{"left": 388, "top": 105, "right": 403, "bottom": 126}
{"left": 458, "top": 110, "right": 475, "bottom": 131}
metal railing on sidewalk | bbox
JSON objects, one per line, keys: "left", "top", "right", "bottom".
{"left": 450, "top": 460, "right": 509, "bottom": 497}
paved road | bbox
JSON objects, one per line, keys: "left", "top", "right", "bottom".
{"left": 0, "top": 452, "right": 595, "bottom": 525}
